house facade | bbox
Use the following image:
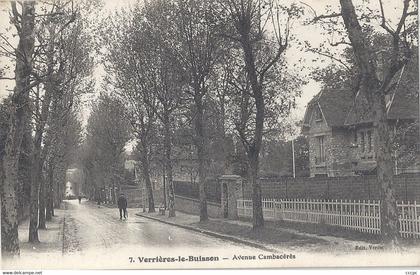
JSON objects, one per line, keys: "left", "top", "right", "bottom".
{"left": 302, "top": 82, "right": 419, "bottom": 177}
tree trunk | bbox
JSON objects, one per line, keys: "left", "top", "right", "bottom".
{"left": 38, "top": 152, "right": 50, "bottom": 228}
{"left": 29, "top": 33, "right": 55, "bottom": 242}
{"left": 372, "top": 90, "right": 399, "bottom": 244}
{"left": 46, "top": 163, "right": 54, "bottom": 221}
{"left": 219, "top": 97, "right": 229, "bottom": 174}
{"left": 1, "top": 1, "right": 36, "bottom": 257}
{"left": 249, "top": 152, "right": 264, "bottom": 228}
{"left": 250, "top": 92, "right": 265, "bottom": 229}
{"left": 38, "top": 175, "right": 46, "bottom": 229}
{"left": 163, "top": 114, "right": 175, "bottom": 217}
{"left": 54, "top": 166, "right": 65, "bottom": 209}
{"left": 29, "top": 152, "right": 41, "bottom": 242}
{"left": 140, "top": 141, "right": 155, "bottom": 212}
{"left": 29, "top": 106, "right": 52, "bottom": 241}
{"left": 39, "top": 149, "right": 52, "bottom": 219}
{"left": 51, "top": 202, "right": 55, "bottom": 216}
{"left": 239, "top": 25, "right": 265, "bottom": 229}
{"left": 194, "top": 94, "right": 208, "bottom": 222}
{"left": 111, "top": 181, "right": 116, "bottom": 204}
{"left": 0, "top": 151, "right": 20, "bottom": 257}
{"left": 55, "top": 176, "right": 61, "bottom": 208}
{"left": 339, "top": 0, "right": 400, "bottom": 244}
{"left": 1, "top": 146, "right": 21, "bottom": 256}
{"left": 17, "top": 119, "right": 32, "bottom": 222}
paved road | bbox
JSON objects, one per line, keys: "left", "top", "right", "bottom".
{"left": 63, "top": 199, "right": 265, "bottom": 267}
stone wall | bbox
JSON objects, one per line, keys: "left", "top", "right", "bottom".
{"left": 126, "top": 188, "right": 223, "bottom": 218}
{"left": 242, "top": 173, "right": 420, "bottom": 202}
{"left": 121, "top": 185, "right": 165, "bottom": 208}
{"left": 329, "top": 128, "right": 354, "bottom": 177}
{"left": 173, "top": 180, "right": 221, "bottom": 203}
{"left": 174, "top": 195, "right": 222, "bottom": 218}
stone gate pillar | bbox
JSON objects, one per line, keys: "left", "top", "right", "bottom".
{"left": 219, "top": 175, "right": 243, "bottom": 219}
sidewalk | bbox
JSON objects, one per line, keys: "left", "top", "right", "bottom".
{"left": 2, "top": 206, "right": 66, "bottom": 269}
{"left": 135, "top": 210, "right": 377, "bottom": 254}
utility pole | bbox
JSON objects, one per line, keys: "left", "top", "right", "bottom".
{"left": 417, "top": 87, "right": 420, "bottom": 169}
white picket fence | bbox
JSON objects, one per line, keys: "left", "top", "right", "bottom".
{"left": 237, "top": 198, "right": 420, "bottom": 238}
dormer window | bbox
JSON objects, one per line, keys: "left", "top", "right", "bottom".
{"left": 315, "top": 106, "right": 323, "bottom": 122}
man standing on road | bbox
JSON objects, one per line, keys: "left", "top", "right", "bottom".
{"left": 117, "top": 193, "right": 128, "bottom": 220}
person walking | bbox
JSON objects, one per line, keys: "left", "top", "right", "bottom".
{"left": 117, "top": 193, "right": 128, "bottom": 220}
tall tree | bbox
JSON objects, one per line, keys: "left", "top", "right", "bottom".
{"left": 130, "top": 0, "right": 185, "bottom": 217}
{"left": 172, "top": 0, "right": 223, "bottom": 222}
{"left": 101, "top": 8, "right": 161, "bottom": 213}
{"left": 27, "top": 0, "right": 92, "bottom": 242}
{"left": 128, "top": 98, "right": 158, "bottom": 213}
{"left": 85, "top": 95, "right": 130, "bottom": 205}
{"left": 1, "top": 1, "right": 36, "bottom": 256}
{"left": 220, "top": 0, "right": 302, "bottom": 228}
{"left": 308, "top": 0, "right": 417, "bottom": 244}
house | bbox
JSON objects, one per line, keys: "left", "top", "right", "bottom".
{"left": 302, "top": 71, "right": 419, "bottom": 177}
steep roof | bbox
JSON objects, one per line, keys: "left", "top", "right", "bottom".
{"left": 387, "top": 88, "right": 419, "bottom": 120}
{"left": 319, "top": 88, "right": 355, "bottom": 127}
{"left": 344, "top": 65, "right": 419, "bottom": 125}
{"left": 388, "top": 54, "right": 420, "bottom": 120}
{"left": 343, "top": 90, "right": 372, "bottom": 125}
{"left": 304, "top": 64, "right": 418, "bottom": 128}
{"left": 303, "top": 88, "right": 355, "bottom": 128}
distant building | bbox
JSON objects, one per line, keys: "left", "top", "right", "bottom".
{"left": 65, "top": 181, "right": 76, "bottom": 198}
{"left": 65, "top": 168, "right": 83, "bottom": 197}
{"left": 124, "top": 159, "right": 136, "bottom": 172}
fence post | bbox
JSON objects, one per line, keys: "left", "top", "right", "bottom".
{"left": 281, "top": 199, "right": 285, "bottom": 220}
{"left": 340, "top": 199, "right": 343, "bottom": 226}
{"left": 273, "top": 200, "right": 276, "bottom": 220}
{"left": 378, "top": 200, "right": 381, "bottom": 235}
{"left": 414, "top": 201, "right": 418, "bottom": 238}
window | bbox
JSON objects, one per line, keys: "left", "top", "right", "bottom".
{"left": 360, "top": 132, "right": 365, "bottom": 153}
{"left": 367, "top": 131, "right": 372, "bottom": 152}
{"left": 315, "top": 107, "right": 323, "bottom": 121}
{"left": 316, "top": 136, "right": 325, "bottom": 164}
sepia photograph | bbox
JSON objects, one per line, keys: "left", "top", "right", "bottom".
{"left": 0, "top": 0, "right": 419, "bottom": 271}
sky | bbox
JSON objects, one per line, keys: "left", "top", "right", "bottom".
{"left": 0, "top": 0, "right": 408, "bottom": 126}
{"left": 98, "top": 0, "right": 334, "bottom": 119}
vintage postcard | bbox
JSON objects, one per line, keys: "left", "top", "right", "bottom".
{"left": 0, "top": 0, "right": 419, "bottom": 271}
